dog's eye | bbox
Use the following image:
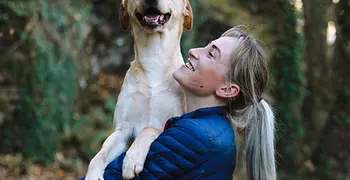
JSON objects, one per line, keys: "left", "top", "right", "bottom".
{"left": 208, "top": 51, "right": 214, "bottom": 58}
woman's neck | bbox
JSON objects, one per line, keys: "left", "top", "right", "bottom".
{"left": 185, "top": 92, "right": 225, "bottom": 113}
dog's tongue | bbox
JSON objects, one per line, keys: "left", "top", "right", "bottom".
{"left": 144, "top": 15, "right": 160, "bottom": 22}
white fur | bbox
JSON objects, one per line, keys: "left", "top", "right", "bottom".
{"left": 123, "top": 127, "right": 162, "bottom": 179}
{"left": 85, "top": 0, "right": 189, "bottom": 179}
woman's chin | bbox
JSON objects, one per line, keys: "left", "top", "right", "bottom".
{"left": 173, "top": 66, "right": 186, "bottom": 81}
{"left": 173, "top": 66, "right": 203, "bottom": 94}
{"left": 172, "top": 69, "right": 180, "bottom": 82}
{"left": 173, "top": 69, "right": 189, "bottom": 89}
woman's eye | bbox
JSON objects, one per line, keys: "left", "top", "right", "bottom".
{"left": 208, "top": 52, "right": 214, "bottom": 58}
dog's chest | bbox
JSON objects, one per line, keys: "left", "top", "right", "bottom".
{"left": 114, "top": 69, "right": 184, "bottom": 129}
{"left": 127, "top": 76, "right": 177, "bottom": 97}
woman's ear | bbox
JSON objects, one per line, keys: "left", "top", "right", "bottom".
{"left": 215, "top": 83, "right": 240, "bottom": 99}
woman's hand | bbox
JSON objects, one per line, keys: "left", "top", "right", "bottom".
{"left": 122, "top": 127, "right": 162, "bottom": 180}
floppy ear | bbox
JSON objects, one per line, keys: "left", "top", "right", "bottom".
{"left": 183, "top": 0, "right": 193, "bottom": 31}
{"left": 120, "top": 1, "right": 130, "bottom": 31}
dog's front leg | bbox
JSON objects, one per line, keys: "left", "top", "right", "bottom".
{"left": 86, "top": 128, "right": 130, "bottom": 180}
{"left": 122, "top": 127, "right": 162, "bottom": 179}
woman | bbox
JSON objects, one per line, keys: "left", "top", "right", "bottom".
{"left": 83, "top": 27, "right": 276, "bottom": 180}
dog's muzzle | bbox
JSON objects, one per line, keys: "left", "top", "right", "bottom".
{"left": 136, "top": 7, "right": 171, "bottom": 29}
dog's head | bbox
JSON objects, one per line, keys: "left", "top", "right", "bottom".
{"left": 120, "top": 0, "right": 192, "bottom": 32}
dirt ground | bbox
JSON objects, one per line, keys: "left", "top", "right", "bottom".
{"left": 0, "top": 154, "right": 87, "bottom": 180}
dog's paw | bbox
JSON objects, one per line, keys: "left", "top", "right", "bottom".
{"left": 122, "top": 148, "right": 147, "bottom": 179}
{"left": 85, "top": 168, "right": 105, "bottom": 180}
{"left": 85, "top": 157, "right": 105, "bottom": 180}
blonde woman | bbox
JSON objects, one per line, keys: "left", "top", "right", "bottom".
{"left": 82, "top": 27, "right": 276, "bottom": 180}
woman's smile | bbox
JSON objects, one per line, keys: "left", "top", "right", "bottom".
{"left": 184, "top": 59, "right": 195, "bottom": 71}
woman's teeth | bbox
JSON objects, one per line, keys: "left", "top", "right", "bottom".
{"left": 185, "top": 62, "right": 194, "bottom": 71}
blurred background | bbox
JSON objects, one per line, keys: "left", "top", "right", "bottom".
{"left": 0, "top": 0, "right": 349, "bottom": 179}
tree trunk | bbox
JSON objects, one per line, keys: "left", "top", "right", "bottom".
{"left": 311, "top": 1, "right": 350, "bottom": 178}
{"left": 302, "top": 0, "right": 332, "bottom": 148}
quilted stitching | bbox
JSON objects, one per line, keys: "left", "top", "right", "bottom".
{"left": 92, "top": 107, "right": 236, "bottom": 180}
{"left": 157, "top": 128, "right": 206, "bottom": 156}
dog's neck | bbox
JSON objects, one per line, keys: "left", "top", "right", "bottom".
{"left": 131, "top": 24, "right": 184, "bottom": 87}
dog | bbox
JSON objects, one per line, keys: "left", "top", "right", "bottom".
{"left": 85, "top": 0, "right": 193, "bottom": 179}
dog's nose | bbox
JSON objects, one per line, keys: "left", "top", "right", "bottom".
{"left": 145, "top": 0, "right": 158, "bottom": 7}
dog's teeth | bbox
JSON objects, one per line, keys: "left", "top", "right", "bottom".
{"left": 144, "top": 15, "right": 160, "bottom": 22}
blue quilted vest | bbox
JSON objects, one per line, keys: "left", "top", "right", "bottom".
{"left": 82, "top": 106, "right": 236, "bottom": 180}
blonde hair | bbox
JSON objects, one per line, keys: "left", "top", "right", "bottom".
{"left": 221, "top": 27, "right": 276, "bottom": 180}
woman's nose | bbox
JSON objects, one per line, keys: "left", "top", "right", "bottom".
{"left": 188, "top": 49, "right": 199, "bottom": 59}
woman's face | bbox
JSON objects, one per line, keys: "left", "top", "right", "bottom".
{"left": 173, "top": 36, "right": 238, "bottom": 96}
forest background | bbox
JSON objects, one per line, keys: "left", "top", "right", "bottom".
{"left": 0, "top": 0, "right": 349, "bottom": 179}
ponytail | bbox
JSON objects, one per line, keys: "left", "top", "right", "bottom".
{"left": 245, "top": 100, "right": 276, "bottom": 180}
{"left": 228, "top": 99, "right": 276, "bottom": 180}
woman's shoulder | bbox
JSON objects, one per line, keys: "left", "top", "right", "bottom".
{"left": 176, "top": 114, "right": 233, "bottom": 133}
{"left": 173, "top": 115, "right": 235, "bottom": 149}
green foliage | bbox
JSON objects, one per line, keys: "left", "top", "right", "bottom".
{"left": 270, "top": 1, "right": 305, "bottom": 169}
{"left": 104, "top": 96, "right": 117, "bottom": 113}
{"left": 0, "top": 0, "right": 92, "bottom": 164}
{"left": 181, "top": 0, "right": 208, "bottom": 61}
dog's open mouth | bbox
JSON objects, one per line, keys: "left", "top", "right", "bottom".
{"left": 136, "top": 7, "right": 171, "bottom": 29}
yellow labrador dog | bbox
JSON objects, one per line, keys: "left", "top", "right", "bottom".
{"left": 85, "top": 0, "right": 192, "bottom": 179}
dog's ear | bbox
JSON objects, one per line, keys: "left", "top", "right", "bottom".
{"left": 120, "top": 1, "right": 130, "bottom": 31}
{"left": 183, "top": 0, "right": 193, "bottom": 31}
